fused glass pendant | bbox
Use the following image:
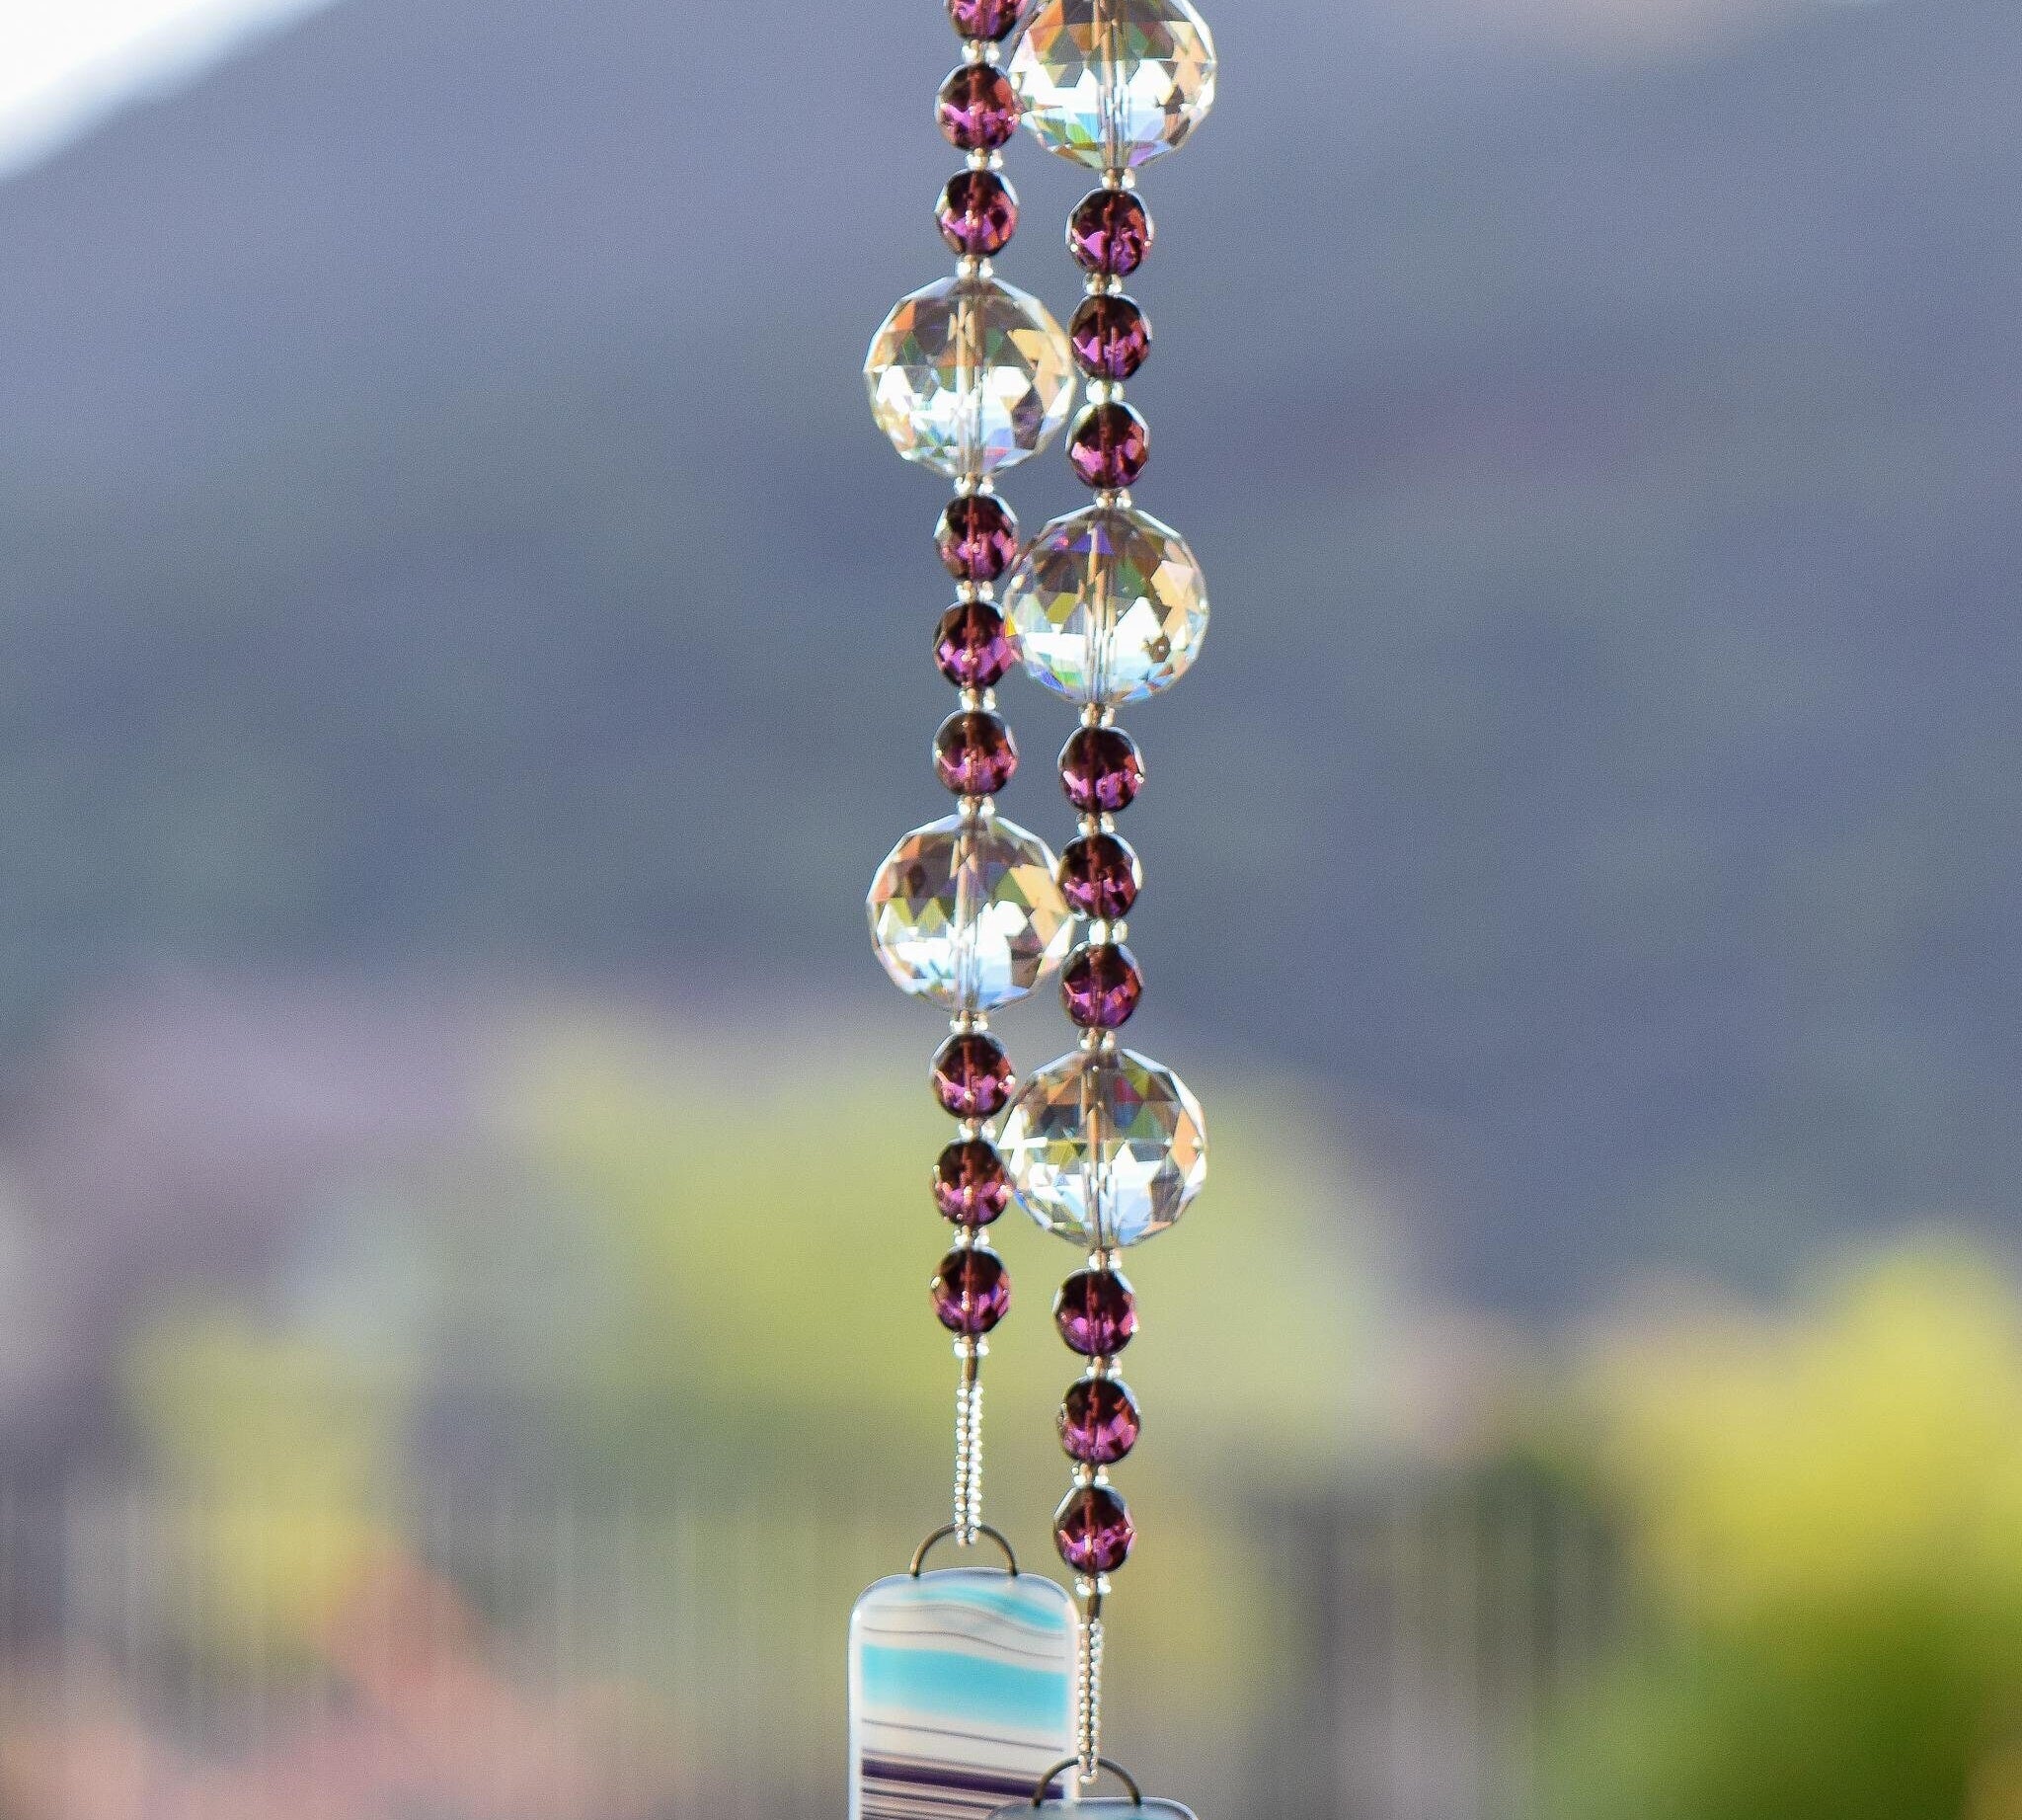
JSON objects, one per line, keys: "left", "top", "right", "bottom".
{"left": 1006, "top": 1798, "right": 1199, "bottom": 1820}
{"left": 851, "top": 1567, "right": 1078, "bottom": 1820}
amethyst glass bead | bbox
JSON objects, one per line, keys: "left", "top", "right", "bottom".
{"left": 936, "top": 709, "right": 1019, "bottom": 796}
{"left": 1053, "top": 1483, "right": 1135, "bottom": 1575}
{"left": 1059, "top": 1376, "right": 1140, "bottom": 1465}
{"left": 1061, "top": 942, "right": 1142, "bottom": 1029}
{"left": 936, "top": 493, "right": 1021, "bottom": 582}
{"left": 1069, "top": 294, "right": 1151, "bottom": 381}
{"left": 948, "top": 0, "right": 1024, "bottom": 40}
{"left": 932, "top": 1031, "right": 1016, "bottom": 1119}
{"left": 933, "top": 1245, "right": 1011, "bottom": 1336}
{"left": 1067, "top": 189, "right": 1152, "bottom": 277}
{"left": 938, "top": 168, "right": 1020, "bottom": 258}
{"left": 935, "top": 1138, "right": 1011, "bottom": 1226}
{"left": 1054, "top": 1268, "right": 1137, "bottom": 1357}
{"left": 1057, "top": 832, "right": 1141, "bottom": 919}
{"left": 938, "top": 64, "right": 1020, "bottom": 151}
{"left": 1067, "top": 402, "right": 1150, "bottom": 491}
{"left": 1060, "top": 725, "right": 1144, "bottom": 814}
{"left": 935, "top": 602, "right": 1015, "bottom": 690}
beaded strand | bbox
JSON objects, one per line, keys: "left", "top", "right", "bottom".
{"left": 923, "top": 0, "right": 1028, "bottom": 1551}
{"left": 997, "top": 0, "right": 1219, "bottom": 1783}
{"left": 863, "top": 0, "right": 1219, "bottom": 1796}
{"left": 864, "top": 0, "right": 1080, "bottom": 1549}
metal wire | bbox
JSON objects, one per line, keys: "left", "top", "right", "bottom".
{"left": 1075, "top": 1598, "right": 1106, "bottom": 1780}
{"left": 1033, "top": 1756, "right": 1141, "bottom": 1807}
{"left": 910, "top": 1522, "right": 1018, "bottom": 1577}
{"left": 953, "top": 1342, "right": 984, "bottom": 1543}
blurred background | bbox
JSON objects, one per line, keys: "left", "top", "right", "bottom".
{"left": 0, "top": 0, "right": 2017, "bottom": 1814}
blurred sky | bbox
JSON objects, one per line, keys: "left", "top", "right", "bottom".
{"left": 0, "top": 0, "right": 1882, "bottom": 186}
{"left": 0, "top": 0, "right": 332, "bottom": 176}
{"left": 0, "top": 0, "right": 2004, "bottom": 1319}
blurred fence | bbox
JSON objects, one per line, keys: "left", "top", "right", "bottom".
{"left": 0, "top": 1478, "right": 1630, "bottom": 1820}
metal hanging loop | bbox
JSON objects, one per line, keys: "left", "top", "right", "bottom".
{"left": 1030, "top": 1758, "right": 1142, "bottom": 1806}
{"left": 909, "top": 1522, "right": 1019, "bottom": 1577}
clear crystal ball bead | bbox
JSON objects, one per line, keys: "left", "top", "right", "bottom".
{"left": 868, "top": 813, "right": 1074, "bottom": 1013}
{"left": 865, "top": 274, "right": 1076, "bottom": 481}
{"left": 1002, "top": 502, "right": 1209, "bottom": 706}
{"left": 1008, "top": 0, "right": 1218, "bottom": 173}
{"left": 994, "top": 1047, "right": 1207, "bottom": 1248}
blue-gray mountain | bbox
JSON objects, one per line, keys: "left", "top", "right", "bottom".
{"left": 0, "top": 0, "right": 2014, "bottom": 1310}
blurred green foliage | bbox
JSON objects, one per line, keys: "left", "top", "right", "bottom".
{"left": 116, "top": 1012, "right": 1384, "bottom": 1775}
{"left": 126, "top": 1312, "right": 412, "bottom": 1652}
{"left": 1544, "top": 1245, "right": 2022, "bottom": 1820}
{"left": 497, "top": 1021, "right": 1381, "bottom": 1472}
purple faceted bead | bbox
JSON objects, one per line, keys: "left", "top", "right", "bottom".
{"left": 935, "top": 1138, "right": 1011, "bottom": 1226}
{"left": 1067, "top": 402, "right": 1149, "bottom": 491}
{"left": 932, "top": 1031, "right": 1015, "bottom": 1119}
{"left": 1054, "top": 1483, "right": 1134, "bottom": 1576}
{"left": 938, "top": 168, "right": 1020, "bottom": 258}
{"left": 1067, "top": 189, "right": 1152, "bottom": 277}
{"left": 1060, "top": 726, "right": 1144, "bottom": 814}
{"left": 933, "top": 1245, "right": 1011, "bottom": 1336}
{"left": 1055, "top": 1269, "right": 1137, "bottom": 1357}
{"left": 1069, "top": 294, "right": 1151, "bottom": 381}
{"left": 1057, "top": 832, "right": 1141, "bottom": 920}
{"left": 948, "top": 0, "right": 1023, "bottom": 39}
{"left": 1061, "top": 943, "right": 1142, "bottom": 1030}
{"left": 936, "top": 709, "right": 1019, "bottom": 796}
{"left": 935, "top": 602, "right": 1015, "bottom": 690}
{"left": 936, "top": 493, "right": 1020, "bottom": 582}
{"left": 938, "top": 64, "right": 1019, "bottom": 152}
{"left": 1059, "top": 1376, "right": 1140, "bottom": 1465}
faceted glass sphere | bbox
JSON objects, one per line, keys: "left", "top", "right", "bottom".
{"left": 1002, "top": 503, "right": 1208, "bottom": 706}
{"left": 868, "top": 813, "right": 1073, "bottom": 1012}
{"left": 1009, "top": 0, "right": 1218, "bottom": 172}
{"left": 993, "top": 1047, "right": 1206, "bottom": 1247}
{"left": 865, "top": 274, "right": 1075, "bottom": 480}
